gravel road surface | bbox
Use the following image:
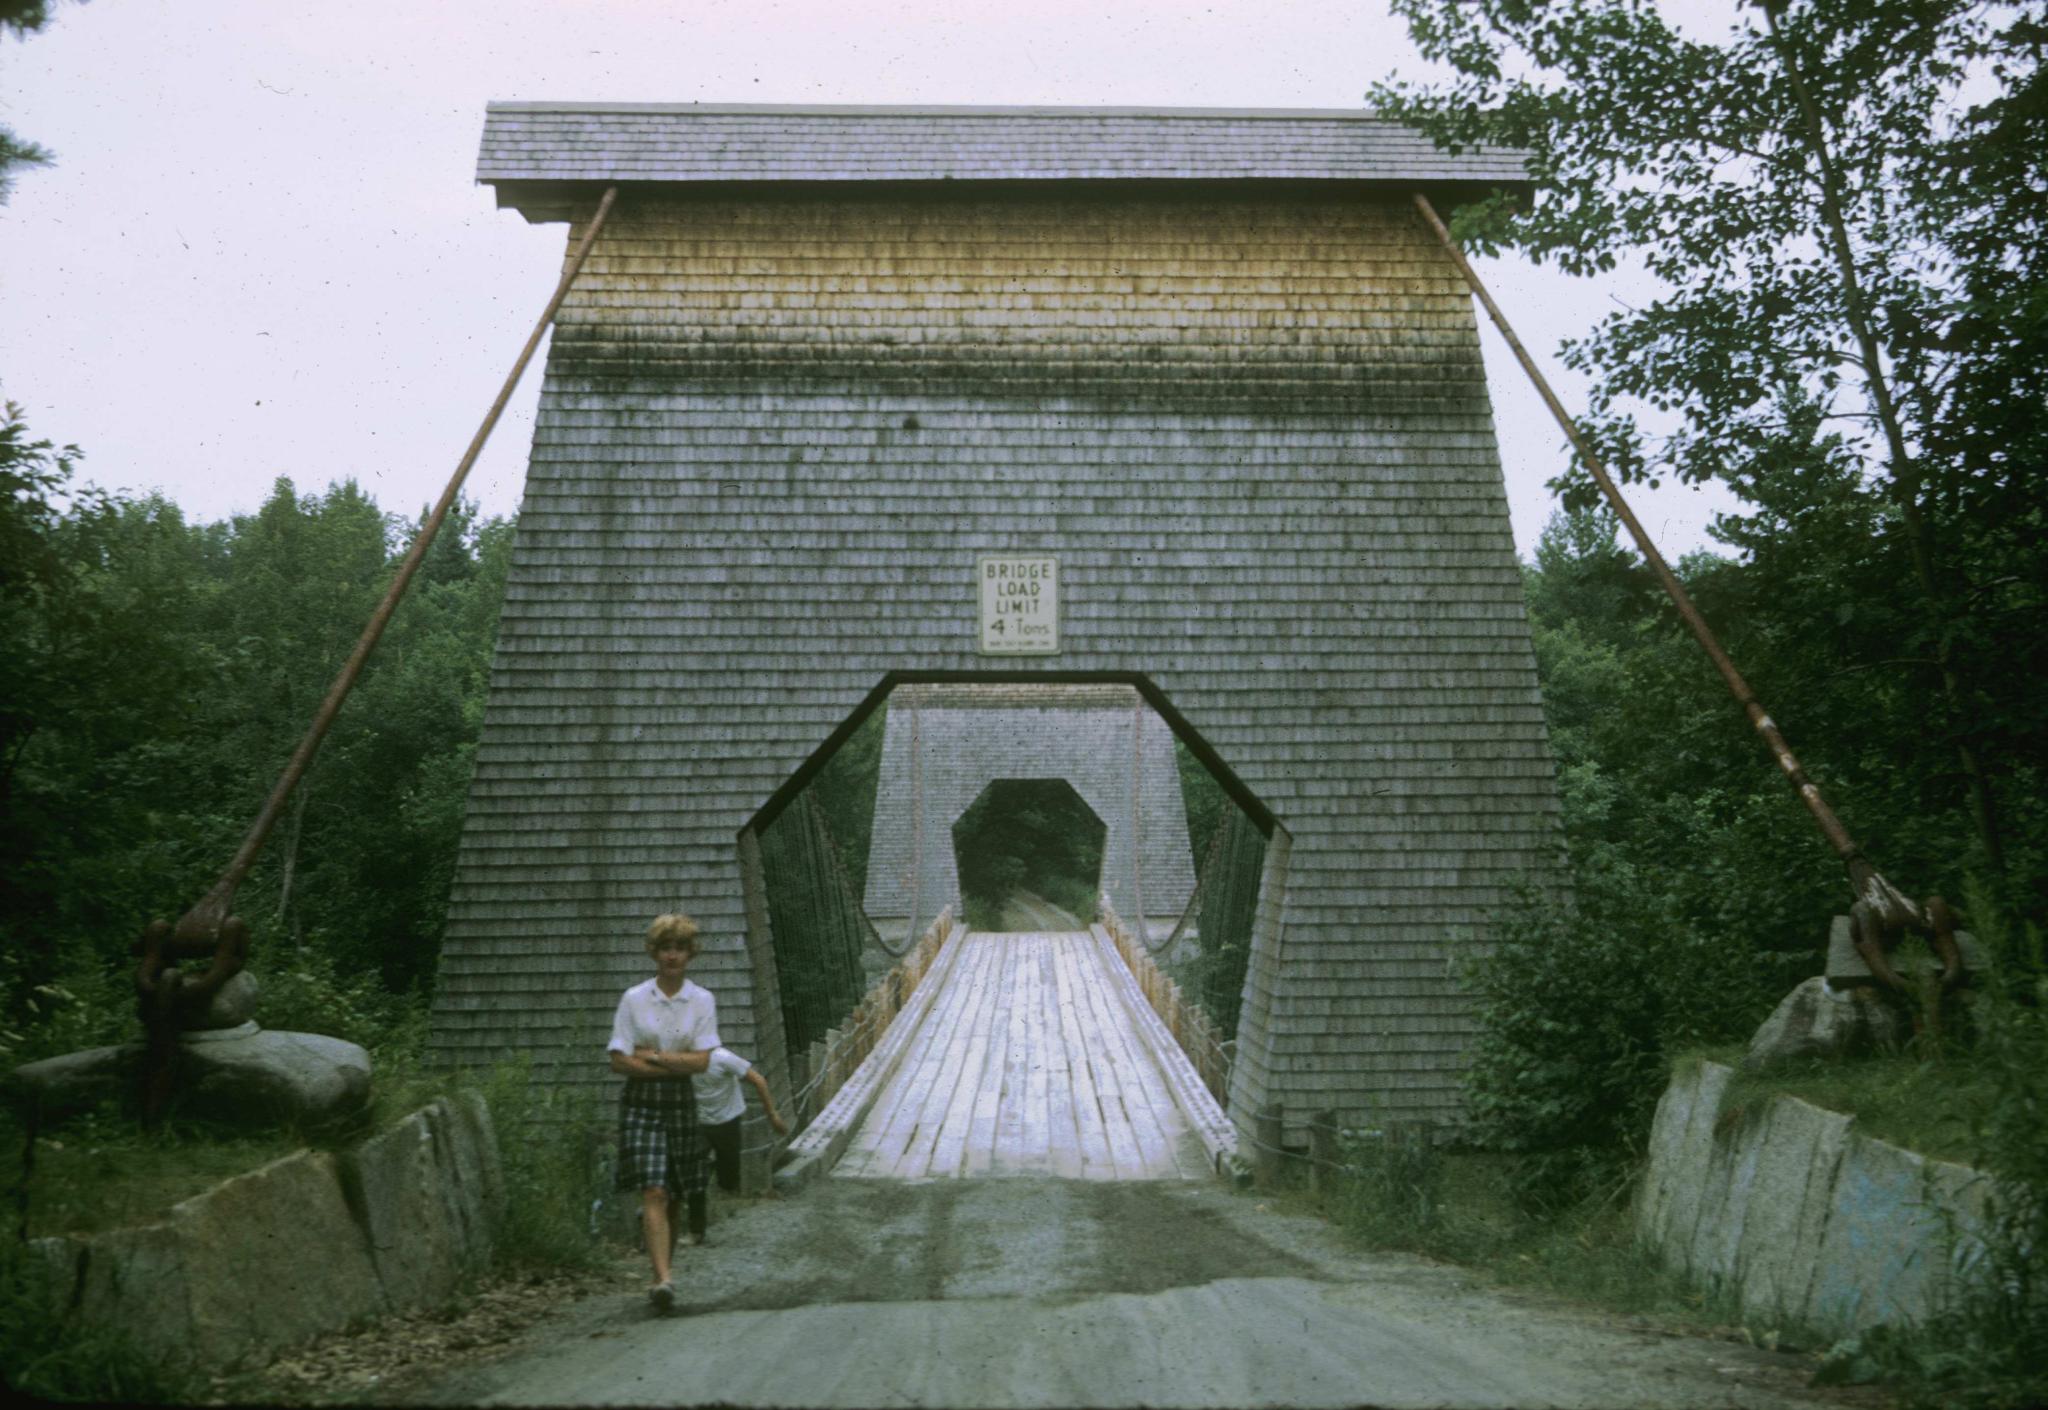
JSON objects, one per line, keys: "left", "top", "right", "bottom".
{"left": 407, "top": 1176, "right": 1853, "bottom": 1409}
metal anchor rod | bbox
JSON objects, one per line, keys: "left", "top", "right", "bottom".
{"left": 1412, "top": 190, "right": 1920, "bottom": 924}
{"left": 174, "top": 184, "right": 621, "bottom": 942}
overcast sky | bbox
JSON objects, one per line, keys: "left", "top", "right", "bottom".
{"left": 0, "top": 0, "right": 1736, "bottom": 558}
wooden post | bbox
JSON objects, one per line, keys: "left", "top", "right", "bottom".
{"left": 1310, "top": 1109, "right": 1339, "bottom": 1196}
{"left": 1253, "top": 1102, "right": 1285, "bottom": 1191}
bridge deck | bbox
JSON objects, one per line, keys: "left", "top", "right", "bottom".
{"left": 832, "top": 930, "right": 1214, "bottom": 1181}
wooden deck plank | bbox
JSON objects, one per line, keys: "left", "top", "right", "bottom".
{"left": 1096, "top": 936, "right": 1200, "bottom": 1178}
{"left": 1084, "top": 930, "right": 1217, "bottom": 1179}
{"left": 832, "top": 929, "right": 1207, "bottom": 1183}
{"left": 1051, "top": 936, "right": 1115, "bottom": 1177}
{"left": 1042, "top": 936, "right": 1087, "bottom": 1179}
{"left": 962, "top": 949, "right": 1010, "bottom": 1179}
{"left": 837, "top": 931, "right": 995, "bottom": 1177}
{"left": 1078, "top": 940, "right": 1184, "bottom": 1178}
{"left": 1022, "top": 938, "right": 1056, "bottom": 1169}
{"left": 1070, "top": 945, "right": 1145, "bottom": 1178}
{"left": 905, "top": 931, "right": 1010, "bottom": 1178}
{"left": 900, "top": 932, "right": 1004, "bottom": 1178}
{"left": 990, "top": 938, "right": 1036, "bottom": 1174}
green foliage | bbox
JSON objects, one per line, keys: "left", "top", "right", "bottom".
{"left": 0, "top": 3, "right": 56, "bottom": 203}
{"left": 1464, "top": 874, "right": 1766, "bottom": 1212}
{"left": 952, "top": 778, "right": 1105, "bottom": 928}
{"left": 760, "top": 790, "right": 872, "bottom": 1053}
{"left": 1459, "top": 511, "right": 1832, "bottom": 1208}
{"left": 1309, "top": 1145, "right": 1719, "bottom": 1328}
{"left": 0, "top": 1238, "right": 196, "bottom": 1403}
{"left": 1828, "top": 906, "right": 2048, "bottom": 1409}
{"left": 0, "top": 947, "right": 132, "bottom": 1069}
{"left": 1375, "top": 0, "right": 2048, "bottom": 906}
{"left": 0, "top": 1060, "right": 608, "bottom": 1400}
{"left": 469, "top": 1059, "right": 612, "bottom": 1273}
{"left": 809, "top": 701, "right": 886, "bottom": 896}
{"left": 3, "top": 1104, "right": 303, "bottom": 1239}
{"left": 254, "top": 945, "right": 429, "bottom": 1059}
{"left": 0, "top": 425, "right": 513, "bottom": 1070}
{"left": 1724, "top": 1050, "right": 1990, "bottom": 1165}
{"left": 1321, "top": 1124, "right": 1447, "bottom": 1247}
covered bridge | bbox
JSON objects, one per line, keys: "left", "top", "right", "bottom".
{"left": 426, "top": 104, "right": 1560, "bottom": 1146}
{"left": 862, "top": 682, "right": 1196, "bottom": 949}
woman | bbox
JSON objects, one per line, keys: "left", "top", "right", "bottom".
{"left": 605, "top": 912, "right": 717, "bottom": 1311}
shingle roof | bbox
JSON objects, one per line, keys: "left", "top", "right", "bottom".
{"left": 476, "top": 102, "right": 1531, "bottom": 195}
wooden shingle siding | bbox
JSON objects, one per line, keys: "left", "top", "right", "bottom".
{"left": 862, "top": 684, "right": 1196, "bottom": 942}
{"left": 430, "top": 117, "right": 1559, "bottom": 1138}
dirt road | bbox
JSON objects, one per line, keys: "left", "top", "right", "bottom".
{"left": 993, "top": 889, "right": 1086, "bottom": 931}
{"left": 405, "top": 1176, "right": 1848, "bottom": 1409}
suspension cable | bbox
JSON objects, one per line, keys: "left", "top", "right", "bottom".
{"left": 169, "top": 186, "right": 621, "bottom": 942}
{"left": 1410, "top": 190, "right": 1922, "bottom": 928}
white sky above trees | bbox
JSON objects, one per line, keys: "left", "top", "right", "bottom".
{"left": 0, "top": 0, "right": 1735, "bottom": 557}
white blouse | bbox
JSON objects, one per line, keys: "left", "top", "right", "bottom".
{"left": 606, "top": 977, "right": 717, "bottom": 1058}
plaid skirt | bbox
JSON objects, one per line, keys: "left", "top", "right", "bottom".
{"left": 614, "top": 1076, "right": 711, "bottom": 1194}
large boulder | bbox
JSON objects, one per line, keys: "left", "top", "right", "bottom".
{"left": 3, "top": 1043, "right": 137, "bottom": 1121}
{"left": 340, "top": 1098, "right": 498, "bottom": 1309}
{"left": 190, "top": 971, "right": 261, "bottom": 1030}
{"left": 179, "top": 1026, "right": 371, "bottom": 1126}
{"left": 37, "top": 1147, "right": 390, "bottom": 1370}
{"left": 1742, "top": 976, "right": 1910, "bottom": 1071}
{"left": 29, "top": 1094, "right": 508, "bottom": 1373}
{"left": 5, "top": 1026, "right": 372, "bottom": 1128}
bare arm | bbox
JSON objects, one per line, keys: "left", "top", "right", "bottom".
{"left": 744, "top": 1067, "right": 788, "bottom": 1135}
{"left": 610, "top": 1049, "right": 665, "bottom": 1080}
{"left": 632, "top": 1046, "right": 713, "bottom": 1075}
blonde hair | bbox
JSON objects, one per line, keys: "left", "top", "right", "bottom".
{"left": 645, "top": 913, "right": 701, "bottom": 953}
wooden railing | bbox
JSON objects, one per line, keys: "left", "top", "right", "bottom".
{"left": 1097, "top": 901, "right": 1231, "bottom": 1105}
{"left": 788, "top": 905, "right": 958, "bottom": 1129}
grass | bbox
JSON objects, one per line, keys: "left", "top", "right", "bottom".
{"left": 0, "top": 1237, "right": 203, "bottom": 1404}
{"left": 1289, "top": 1021, "right": 2038, "bottom": 1406}
{"left": 1289, "top": 1139, "right": 1747, "bottom": 1340}
{"left": 2, "top": 1052, "right": 615, "bottom": 1404}
{"left": 1718, "top": 1045, "right": 2000, "bottom": 1166}
{"left": 3, "top": 1106, "right": 307, "bottom": 1240}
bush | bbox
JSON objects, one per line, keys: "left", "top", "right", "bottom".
{"left": 0, "top": 947, "right": 135, "bottom": 1069}
{"left": 1321, "top": 1122, "right": 1446, "bottom": 1247}
{"left": 1463, "top": 857, "right": 1775, "bottom": 1211}
{"left": 0, "top": 1221, "right": 197, "bottom": 1403}
{"left": 1824, "top": 906, "right": 2048, "bottom": 1408}
{"left": 255, "top": 944, "right": 428, "bottom": 1058}
{"left": 469, "top": 1060, "right": 612, "bottom": 1273}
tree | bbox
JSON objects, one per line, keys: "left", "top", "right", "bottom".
{"left": 1374, "top": 0, "right": 2048, "bottom": 908}
{"left": 0, "top": 2, "right": 61, "bottom": 201}
{"left": 0, "top": 428, "right": 516, "bottom": 1048}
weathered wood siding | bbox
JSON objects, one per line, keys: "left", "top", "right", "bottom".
{"left": 862, "top": 683, "right": 1197, "bottom": 942}
{"left": 428, "top": 178, "right": 1561, "bottom": 1137}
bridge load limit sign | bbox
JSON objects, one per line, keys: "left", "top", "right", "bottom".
{"left": 978, "top": 555, "right": 1060, "bottom": 655}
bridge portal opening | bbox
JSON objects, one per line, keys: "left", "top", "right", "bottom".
{"left": 735, "top": 673, "right": 1290, "bottom": 1150}
{"left": 951, "top": 779, "right": 1106, "bottom": 932}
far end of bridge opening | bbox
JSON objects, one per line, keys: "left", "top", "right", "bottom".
{"left": 739, "top": 675, "right": 1285, "bottom": 1183}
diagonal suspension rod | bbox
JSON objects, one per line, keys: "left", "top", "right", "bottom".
{"left": 1410, "top": 190, "right": 1923, "bottom": 930}
{"left": 172, "top": 185, "right": 620, "bottom": 944}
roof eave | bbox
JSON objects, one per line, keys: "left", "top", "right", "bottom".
{"left": 484, "top": 175, "right": 1537, "bottom": 225}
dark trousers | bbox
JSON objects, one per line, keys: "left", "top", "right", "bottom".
{"left": 687, "top": 1117, "right": 743, "bottom": 1235}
